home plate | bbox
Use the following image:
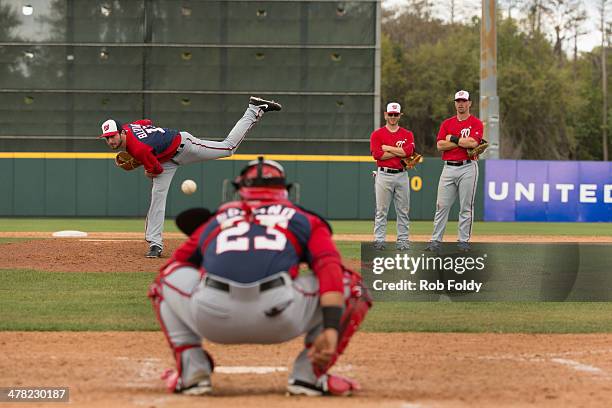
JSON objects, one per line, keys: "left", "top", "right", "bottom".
{"left": 216, "top": 366, "right": 288, "bottom": 374}
{"left": 52, "top": 230, "right": 88, "bottom": 238}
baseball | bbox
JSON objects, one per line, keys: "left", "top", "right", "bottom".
{"left": 181, "top": 179, "right": 197, "bottom": 195}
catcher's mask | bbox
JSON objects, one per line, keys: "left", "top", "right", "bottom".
{"left": 233, "top": 156, "right": 290, "bottom": 200}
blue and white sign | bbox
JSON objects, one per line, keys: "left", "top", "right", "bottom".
{"left": 484, "top": 160, "right": 612, "bottom": 222}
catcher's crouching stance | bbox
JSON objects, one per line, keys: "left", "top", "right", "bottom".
{"left": 148, "top": 157, "right": 372, "bottom": 396}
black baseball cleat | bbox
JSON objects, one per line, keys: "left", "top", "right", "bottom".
{"left": 373, "top": 241, "right": 385, "bottom": 251}
{"left": 287, "top": 374, "right": 361, "bottom": 396}
{"left": 146, "top": 245, "right": 162, "bottom": 258}
{"left": 249, "top": 96, "right": 282, "bottom": 112}
{"left": 457, "top": 242, "right": 471, "bottom": 252}
{"left": 424, "top": 240, "right": 441, "bottom": 253}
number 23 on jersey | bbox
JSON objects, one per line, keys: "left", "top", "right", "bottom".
{"left": 216, "top": 215, "right": 288, "bottom": 254}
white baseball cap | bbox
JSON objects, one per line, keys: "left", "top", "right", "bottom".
{"left": 454, "top": 90, "right": 470, "bottom": 101}
{"left": 99, "top": 119, "right": 122, "bottom": 138}
{"left": 386, "top": 102, "right": 401, "bottom": 113}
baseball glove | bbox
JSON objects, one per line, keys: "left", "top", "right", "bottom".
{"left": 115, "top": 151, "right": 142, "bottom": 171}
{"left": 401, "top": 152, "right": 424, "bottom": 169}
{"left": 175, "top": 207, "right": 213, "bottom": 236}
{"left": 467, "top": 140, "right": 489, "bottom": 159}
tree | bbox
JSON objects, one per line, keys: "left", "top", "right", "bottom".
{"left": 381, "top": 4, "right": 609, "bottom": 160}
{"left": 542, "top": 0, "right": 586, "bottom": 65}
{"left": 522, "top": 0, "right": 551, "bottom": 35}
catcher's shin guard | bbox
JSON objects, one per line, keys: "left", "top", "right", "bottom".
{"left": 314, "top": 268, "right": 372, "bottom": 377}
{"left": 148, "top": 279, "right": 215, "bottom": 395}
{"left": 161, "top": 346, "right": 215, "bottom": 395}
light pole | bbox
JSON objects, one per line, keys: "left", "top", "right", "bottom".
{"left": 480, "top": 0, "right": 500, "bottom": 158}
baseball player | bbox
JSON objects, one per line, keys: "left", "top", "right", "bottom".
{"left": 425, "top": 90, "right": 483, "bottom": 252}
{"left": 148, "top": 157, "right": 372, "bottom": 396}
{"left": 370, "top": 102, "right": 415, "bottom": 251}
{"left": 98, "top": 96, "right": 281, "bottom": 258}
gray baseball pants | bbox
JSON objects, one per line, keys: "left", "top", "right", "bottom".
{"left": 158, "top": 265, "right": 351, "bottom": 388}
{"left": 373, "top": 170, "right": 410, "bottom": 244}
{"left": 431, "top": 161, "right": 479, "bottom": 243}
{"left": 145, "top": 105, "right": 262, "bottom": 249}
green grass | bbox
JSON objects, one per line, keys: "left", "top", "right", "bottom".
{"left": 0, "top": 270, "right": 157, "bottom": 331}
{"left": 330, "top": 220, "right": 612, "bottom": 236}
{"left": 0, "top": 238, "right": 31, "bottom": 244}
{"left": 2, "top": 269, "right": 612, "bottom": 333}
{"left": 0, "top": 218, "right": 609, "bottom": 236}
{"left": 0, "top": 218, "right": 180, "bottom": 233}
{"left": 363, "top": 302, "right": 612, "bottom": 333}
{"left": 335, "top": 241, "right": 361, "bottom": 259}
{"left": 1, "top": 234, "right": 611, "bottom": 333}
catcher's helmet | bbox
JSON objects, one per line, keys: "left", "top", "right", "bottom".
{"left": 233, "top": 156, "right": 289, "bottom": 200}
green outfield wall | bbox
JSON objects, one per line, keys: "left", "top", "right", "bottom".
{"left": 0, "top": 154, "right": 484, "bottom": 220}
{"left": 0, "top": 1, "right": 379, "bottom": 155}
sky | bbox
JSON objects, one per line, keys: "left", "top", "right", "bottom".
{"left": 382, "top": 0, "right": 604, "bottom": 53}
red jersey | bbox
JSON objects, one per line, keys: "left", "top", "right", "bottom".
{"left": 436, "top": 115, "right": 483, "bottom": 161}
{"left": 165, "top": 199, "right": 344, "bottom": 295}
{"left": 123, "top": 119, "right": 182, "bottom": 175}
{"left": 370, "top": 126, "right": 415, "bottom": 169}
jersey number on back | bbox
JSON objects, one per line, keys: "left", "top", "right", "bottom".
{"left": 131, "top": 125, "right": 166, "bottom": 140}
{"left": 216, "top": 219, "right": 287, "bottom": 254}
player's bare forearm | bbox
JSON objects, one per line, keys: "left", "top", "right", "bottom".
{"left": 320, "top": 291, "right": 343, "bottom": 307}
{"left": 382, "top": 145, "right": 407, "bottom": 157}
{"left": 458, "top": 137, "right": 478, "bottom": 148}
{"left": 378, "top": 152, "right": 395, "bottom": 160}
{"left": 309, "top": 291, "right": 342, "bottom": 367}
{"left": 308, "top": 328, "right": 338, "bottom": 367}
{"left": 437, "top": 140, "right": 457, "bottom": 151}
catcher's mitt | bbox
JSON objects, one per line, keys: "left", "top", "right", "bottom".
{"left": 115, "top": 151, "right": 142, "bottom": 171}
{"left": 401, "top": 152, "right": 424, "bottom": 169}
{"left": 467, "top": 139, "right": 489, "bottom": 159}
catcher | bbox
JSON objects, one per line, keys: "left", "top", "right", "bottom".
{"left": 148, "top": 157, "right": 372, "bottom": 396}
{"left": 98, "top": 96, "right": 281, "bottom": 258}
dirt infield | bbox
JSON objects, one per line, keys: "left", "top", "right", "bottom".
{"left": 2, "top": 331, "right": 612, "bottom": 407}
{"left": 2, "top": 236, "right": 612, "bottom": 407}
{"left": 0, "top": 233, "right": 611, "bottom": 273}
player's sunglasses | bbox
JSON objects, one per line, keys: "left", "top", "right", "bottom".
{"left": 387, "top": 113, "right": 400, "bottom": 117}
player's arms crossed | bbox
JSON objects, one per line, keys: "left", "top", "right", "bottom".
{"left": 437, "top": 139, "right": 458, "bottom": 151}
{"left": 438, "top": 135, "right": 479, "bottom": 150}
{"left": 370, "top": 132, "right": 396, "bottom": 160}
{"left": 378, "top": 152, "right": 396, "bottom": 160}
{"left": 457, "top": 137, "right": 479, "bottom": 149}
{"left": 382, "top": 144, "right": 407, "bottom": 157}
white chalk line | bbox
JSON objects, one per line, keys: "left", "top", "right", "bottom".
{"left": 116, "top": 356, "right": 356, "bottom": 380}
{"left": 478, "top": 351, "right": 612, "bottom": 380}
{"left": 216, "top": 366, "right": 287, "bottom": 374}
{"left": 401, "top": 403, "right": 429, "bottom": 408}
{"left": 550, "top": 358, "right": 604, "bottom": 374}
{"left": 80, "top": 239, "right": 143, "bottom": 242}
